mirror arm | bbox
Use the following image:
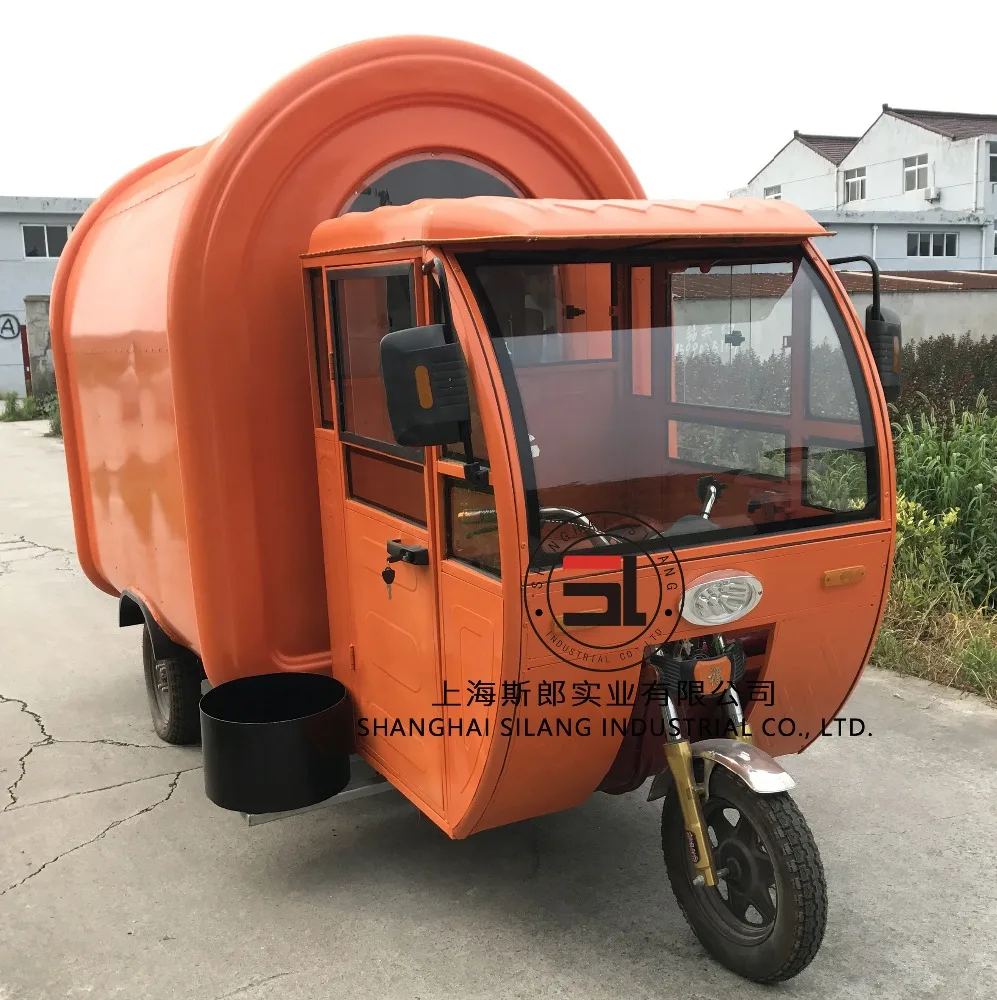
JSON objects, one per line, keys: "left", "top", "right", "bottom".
{"left": 827, "top": 254, "right": 881, "bottom": 321}
{"left": 424, "top": 256, "right": 487, "bottom": 486}
{"left": 460, "top": 424, "right": 488, "bottom": 486}
{"left": 423, "top": 257, "right": 456, "bottom": 338}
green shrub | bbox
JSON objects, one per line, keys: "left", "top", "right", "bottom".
{"left": 20, "top": 395, "right": 39, "bottom": 420}
{"left": 47, "top": 398, "right": 62, "bottom": 437}
{"left": 34, "top": 393, "right": 59, "bottom": 418}
{"left": 874, "top": 391, "right": 997, "bottom": 700}
{"left": 895, "top": 333, "right": 997, "bottom": 424}
{"left": 893, "top": 395, "right": 997, "bottom": 608}
{"left": 1, "top": 391, "right": 18, "bottom": 420}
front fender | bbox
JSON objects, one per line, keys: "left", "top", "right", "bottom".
{"left": 647, "top": 738, "right": 796, "bottom": 802}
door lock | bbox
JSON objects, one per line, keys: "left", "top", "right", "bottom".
{"left": 386, "top": 539, "right": 430, "bottom": 566}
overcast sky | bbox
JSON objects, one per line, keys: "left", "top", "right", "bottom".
{"left": 3, "top": 0, "right": 995, "bottom": 201}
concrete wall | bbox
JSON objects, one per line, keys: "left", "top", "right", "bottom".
{"left": 735, "top": 139, "right": 837, "bottom": 209}
{"left": 978, "top": 138, "right": 997, "bottom": 216}
{"left": 0, "top": 200, "right": 91, "bottom": 394}
{"left": 848, "top": 289, "right": 997, "bottom": 342}
{"left": 812, "top": 220, "right": 995, "bottom": 271}
{"left": 24, "top": 296, "right": 55, "bottom": 396}
{"left": 0, "top": 214, "right": 79, "bottom": 394}
{"left": 674, "top": 287, "right": 996, "bottom": 357}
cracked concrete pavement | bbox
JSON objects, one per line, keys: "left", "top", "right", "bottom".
{"left": 1, "top": 419, "right": 996, "bottom": 1000}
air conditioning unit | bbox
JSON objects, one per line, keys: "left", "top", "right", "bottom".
{"left": 924, "top": 186, "right": 941, "bottom": 202}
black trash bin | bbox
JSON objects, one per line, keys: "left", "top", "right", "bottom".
{"left": 200, "top": 672, "right": 352, "bottom": 814}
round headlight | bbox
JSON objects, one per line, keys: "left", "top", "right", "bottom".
{"left": 681, "top": 570, "right": 763, "bottom": 627}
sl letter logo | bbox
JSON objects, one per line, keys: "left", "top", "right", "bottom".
{"left": 561, "top": 554, "right": 645, "bottom": 628}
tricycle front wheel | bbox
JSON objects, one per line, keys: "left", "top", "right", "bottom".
{"left": 661, "top": 767, "right": 827, "bottom": 983}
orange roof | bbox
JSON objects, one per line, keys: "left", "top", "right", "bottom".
{"left": 306, "top": 197, "right": 826, "bottom": 255}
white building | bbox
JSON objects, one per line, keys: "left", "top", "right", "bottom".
{"left": 0, "top": 196, "right": 93, "bottom": 394}
{"left": 734, "top": 106, "right": 997, "bottom": 272}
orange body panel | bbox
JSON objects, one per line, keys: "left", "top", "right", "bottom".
{"left": 51, "top": 37, "right": 643, "bottom": 684}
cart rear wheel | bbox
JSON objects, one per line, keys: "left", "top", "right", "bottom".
{"left": 661, "top": 767, "right": 827, "bottom": 983}
{"left": 141, "top": 625, "right": 203, "bottom": 745}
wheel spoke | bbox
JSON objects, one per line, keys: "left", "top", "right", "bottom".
{"left": 709, "top": 807, "right": 741, "bottom": 847}
{"left": 748, "top": 884, "right": 776, "bottom": 924}
{"left": 724, "top": 885, "right": 751, "bottom": 921}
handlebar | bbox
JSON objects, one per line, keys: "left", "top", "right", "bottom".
{"left": 457, "top": 505, "right": 616, "bottom": 546}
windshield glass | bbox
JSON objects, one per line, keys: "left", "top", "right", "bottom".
{"left": 460, "top": 251, "right": 879, "bottom": 555}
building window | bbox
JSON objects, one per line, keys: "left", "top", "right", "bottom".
{"left": 843, "top": 167, "right": 866, "bottom": 203}
{"left": 907, "top": 231, "right": 958, "bottom": 257}
{"left": 22, "top": 224, "right": 72, "bottom": 259}
{"left": 903, "top": 154, "right": 929, "bottom": 192}
{"left": 989, "top": 142, "right": 997, "bottom": 183}
{"left": 763, "top": 185, "right": 782, "bottom": 200}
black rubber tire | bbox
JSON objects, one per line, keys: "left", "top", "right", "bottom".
{"left": 141, "top": 625, "right": 204, "bottom": 745}
{"left": 661, "top": 767, "right": 827, "bottom": 983}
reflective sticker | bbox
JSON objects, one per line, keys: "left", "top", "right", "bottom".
{"left": 414, "top": 365, "right": 434, "bottom": 409}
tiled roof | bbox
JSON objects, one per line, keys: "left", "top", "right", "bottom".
{"left": 793, "top": 132, "right": 860, "bottom": 165}
{"left": 673, "top": 270, "right": 997, "bottom": 300}
{"left": 883, "top": 106, "right": 997, "bottom": 140}
{"left": 845, "top": 269, "right": 997, "bottom": 292}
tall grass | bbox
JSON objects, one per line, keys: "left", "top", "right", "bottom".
{"left": 874, "top": 393, "right": 997, "bottom": 699}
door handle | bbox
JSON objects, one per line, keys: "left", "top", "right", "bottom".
{"left": 386, "top": 539, "right": 430, "bottom": 566}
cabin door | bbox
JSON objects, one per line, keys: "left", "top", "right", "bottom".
{"left": 321, "top": 262, "right": 446, "bottom": 818}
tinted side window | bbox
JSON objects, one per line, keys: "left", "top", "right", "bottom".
{"left": 341, "top": 157, "right": 519, "bottom": 214}
{"left": 330, "top": 268, "right": 415, "bottom": 448}
{"left": 671, "top": 264, "right": 793, "bottom": 415}
{"left": 346, "top": 447, "right": 426, "bottom": 526}
{"left": 447, "top": 481, "right": 500, "bottom": 577}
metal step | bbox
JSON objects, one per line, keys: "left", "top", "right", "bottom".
{"left": 242, "top": 755, "right": 394, "bottom": 827}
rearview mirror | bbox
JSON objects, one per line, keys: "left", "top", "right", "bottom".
{"left": 380, "top": 324, "right": 471, "bottom": 447}
{"left": 864, "top": 305, "right": 902, "bottom": 404}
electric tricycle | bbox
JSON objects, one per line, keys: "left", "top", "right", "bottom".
{"left": 50, "top": 37, "right": 900, "bottom": 985}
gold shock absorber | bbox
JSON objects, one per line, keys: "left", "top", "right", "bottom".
{"left": 662, "top": 736, "right": 717, "bottom": 887}
{"left": 654, "top": 655, "right": 727, "bottom": 887}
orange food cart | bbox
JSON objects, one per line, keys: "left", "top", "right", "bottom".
{"left": 50, "top": 36, "right": 901, "bottom": 982}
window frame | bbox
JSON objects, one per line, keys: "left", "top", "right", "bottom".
{"left": 460, "top": 246, "right": 881, "bottom": 559}
{"left": 903, "top": 153, "right": 929, "bottom": 192}
{"left": 671, "top": 418, "right": 789, "bottom": 480}
{"left": 906, "top": 231, "right": 959, "bottom": 257}
{"left": 843, "top": 166, "right": 866, "bottom": 203}
{"left": 763, "top": 185, "right": 782, "bottom": 200}
{"left": 327, "top": 263, "right": 423, "bottom": 463}
{"left": 444, "top": 474, "right": 502, "bottom": 578}
{"left": 669, "top": 260, "right": 796, "bottom": 417}
{"left": 306, "top": 267, "right": 334, "bottom": 429}
{"left": 802, "top": 437, "right": 875, "bottom": 514}
{"left": 345, "top": 444, "right": 428, "bottom": 527}
{"left": 989, "top": 141, "right": 997, "bottom": 184}
{"left": 21, "top": 223, "right": 73, "bottom": 260}
{"left": 474, "top": 261, "right": 618, "bottom": 369}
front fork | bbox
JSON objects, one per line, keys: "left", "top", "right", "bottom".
{"left": 660, "top": 638, "right": 751, "bottom": 888}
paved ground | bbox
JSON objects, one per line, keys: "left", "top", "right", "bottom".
{"left": 1, "top": 420, "right": 996, "bottom": 1000}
